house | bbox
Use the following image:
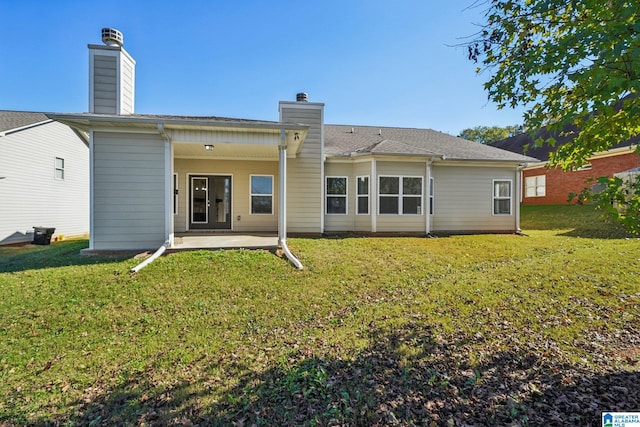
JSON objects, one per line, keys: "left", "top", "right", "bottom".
{"left": 0, "top": 111, "right": 89, "bottom": 245}
{"left": 48, "top": 29, "right": 536, "bottom": 256}
{"left": 491, "top": 120, "right": 640, "bottom": 205}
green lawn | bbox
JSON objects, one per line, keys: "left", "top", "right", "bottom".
{"left": 0, "top": 205, "right": 638, "bottom": 426}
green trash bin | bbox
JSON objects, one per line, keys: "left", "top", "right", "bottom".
{"left": 33, "top": 227, "right": 56, "bottom": 245}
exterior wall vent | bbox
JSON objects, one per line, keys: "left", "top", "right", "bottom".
{"left": 102, "top": 28, "right": 124, "bottom": 47}
{"left": 296, "top": 92, "right": 309, "bottom": 102}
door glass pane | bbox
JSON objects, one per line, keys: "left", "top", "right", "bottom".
{"left": 192, "top": 178, "right": 208, "bottom": 223}
{"left": 213, "top": 177, "right": 229, "bottom": 223}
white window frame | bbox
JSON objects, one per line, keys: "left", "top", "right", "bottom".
{"left": 378, "top": 175, "right": 423, "bottom": 215}
{"left": 525, "top": 175, "right": 546, "bottom": 198}
{"left": 326, "top": 176, "right": 348, "bottom": 215}
{"left": 492, "top": 179, "right": 513, "bottom": 215}
{"left": 356, "top": 175, "right": 369, "bottom": 215}
{"left": 250, "top": 174, "right": 274, "bottom": 215}
{"left": 55, "top": 157, "right": 65, "bottom": 180}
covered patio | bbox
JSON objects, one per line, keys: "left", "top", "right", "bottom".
{"left": 171, "top": 232, "right": 279, "bottom": 250}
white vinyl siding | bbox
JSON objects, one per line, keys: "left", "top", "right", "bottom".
{"left": 250, "top": 175, "right": 274, "bottom": 215}
{"left": 92, "top": 132, "right": 165, "bottom": 250}
{"left": 280, "top": 102, "right": 324, "bottom": 233}
{"left": 91, "top": 55, "right": 118, "bottom": 114}
{"left": 430, "top": 165, "right": 518, "bottom": 233}
{"left": 525, "top": 175, "right": 546, "bottom": 197}
{"left": 0, "top": 121, "right": 89, "bottom": 245}
{"left": 173, "top": 159, "right": 279, "bottom": 233}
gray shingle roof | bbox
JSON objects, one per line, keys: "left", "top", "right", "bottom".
{"left": 325, "top": 125, "right": 537, "bottom": 162}
{"left": 0, "top": 110, "right": 49, "bottom": 133}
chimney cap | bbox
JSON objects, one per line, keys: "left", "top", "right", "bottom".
{"left": 102, "top": 28, "right": 123, "bottom": 47}
{"left": 296, "top": 92, "right": 309, "bottom": 102}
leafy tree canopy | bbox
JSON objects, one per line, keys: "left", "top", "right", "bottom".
{"left": 468, "top": 0, "right": 640, "bottom": 170}
{"left": 459, "top": 124, "right": 524, "bottom": 144}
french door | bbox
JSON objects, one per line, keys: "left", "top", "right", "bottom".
{"left": 190, "top": 175, "right": 231, "bottom": 229}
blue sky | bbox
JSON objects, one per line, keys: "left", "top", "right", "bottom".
{"left": 0, "top": 0, "right": 525, "bottom": 135}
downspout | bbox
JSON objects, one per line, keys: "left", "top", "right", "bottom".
{"left": 515, "top": 163, "right": 527, "bottom": 234}
{"left": 157, "top": 122, "right": 174, "bottom": 248}
{"left": 130, "top": 123, "right": 173, "bottom": 273}
{"left": 279, "top": 128, "right": 304, "bottom": 270}
{"left": 425, "top": 158, "right": 433, "bottom": 235}
{"left": 131, "top": 240, "right": 170, "bottom": 273}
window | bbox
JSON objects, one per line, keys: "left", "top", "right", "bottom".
{"left": 379, "top": 176, "right": 423, "bottom": 215}
{"left": 525, "top": 175, "right": 546, "bottom": 197}
{"left": 173, "top": 173, "right": 178, "bottom": 215}
{"left": 250, "top": 175, "right": 273, "bottom": 214}
{"left": 493, "top": 180, "right": 512, "bottom": 215}
{"left": 55, "top": 157, "right": 64, "bottom": 180}
{"left": 356, "top": 176, "right": 369, "bottom": 215}
{"left": 326, "top": 177, "right": 347, "bottom": 214}
{"left": 429, "top": 177, "right": 434, "bottom": 215}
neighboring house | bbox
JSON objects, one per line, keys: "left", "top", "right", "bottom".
{"left": 0, "top": 111, "right": 89, "bottom": 245}
{"left": 491, "top": 122, "right": 640, "bottom": 205}
{"left": 49, "top": 29, "right": 536, "bottom": 253}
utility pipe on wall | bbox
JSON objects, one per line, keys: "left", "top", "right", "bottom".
{"left": 279, "top": 128, "right": 303, "bottom": 270}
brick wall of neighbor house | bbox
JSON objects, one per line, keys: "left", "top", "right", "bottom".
{"left": 523, "top": 151, "right": 640, "bottom": 205}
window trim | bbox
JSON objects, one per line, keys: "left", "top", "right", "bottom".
{"left": 524, "top": 175, "right": 546, "bottom": 198}
{"left": 55, "top": 157, "right": 65, "bottom": 180}
{"left": 356, "top": 175, "right": 369, "bottom": 215}
{"left": 250, "top": 174, "right": 274, "bottom": 215}
{"left": 326, "top": 176, "right": 348, "bottom": 215}
{"left": 492, "top": 179, "right": 513, "bottom": 216}
{"left": 378, "top": 175, "right": 424, "bottom": 215}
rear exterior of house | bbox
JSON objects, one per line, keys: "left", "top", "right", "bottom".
{"left": 49, "top": 29, "right": 535, "bottom": 252}
{"left": 0, "top": 112, "right": 89, "bottom": 245}
{"left": 492, "top": 122, "right": 640, "bottom": 205}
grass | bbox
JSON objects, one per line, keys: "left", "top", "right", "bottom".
{"left": 0, "top": 205, "right": 638, "bottom": 425}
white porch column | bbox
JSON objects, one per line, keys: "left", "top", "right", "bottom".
{"left": 515, "top": 165, "right": 523, "bottom": 233}
{"left": 371, "top": 158, "right": 377, "bottom": 233}
{"left": 278, "top": 129, "right": 287, "bottom": 242}
{"left": 425, "top": 159, "right": 432, "bottom": 235}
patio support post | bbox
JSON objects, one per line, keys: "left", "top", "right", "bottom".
{"left": 425, "top": 158, "right": 432, "bottom": 235}
{"left": 279, "top": 128, "right": 287, "bottom": 242}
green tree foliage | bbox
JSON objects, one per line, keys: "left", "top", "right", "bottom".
{"left": 458, "top": 124, "right": 524, "bottom": 144}
{"left": 569, "top": 174, "right": 640, "bottom": 235}
{"left": 468, "top": 0, "right": 640, "bottom": 170}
